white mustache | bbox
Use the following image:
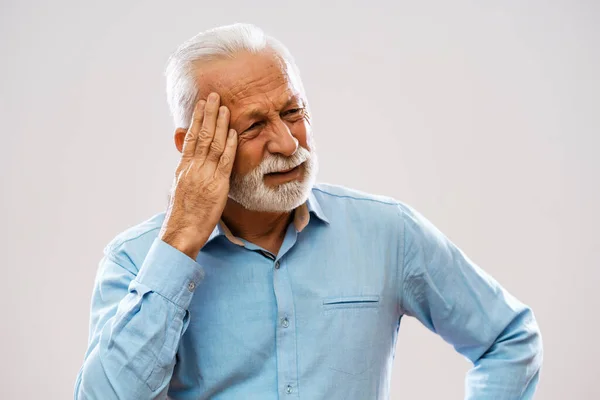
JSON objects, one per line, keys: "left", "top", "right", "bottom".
{"left": 259, "top": 147, "right": 310, "bottom": 175}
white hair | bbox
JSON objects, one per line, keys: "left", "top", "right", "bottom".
{"left": 165, "top": 23, "right": 302, "bottom": 129}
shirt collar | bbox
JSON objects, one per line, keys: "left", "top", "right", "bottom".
{"left": 206, "top": 189, "right": 329, "bottom": 247}
{"left": 306, "top": 189, "right": 330, "bottom": 225}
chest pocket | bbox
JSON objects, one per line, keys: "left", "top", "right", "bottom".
{"left": 321, "top": 294, "right": 382, "bottom": 376}
{"left": 323, "top": 295, "right": 380, "bottom": 309}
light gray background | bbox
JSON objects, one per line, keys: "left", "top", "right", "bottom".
{"left": 1, "top": 0, "right": 598, "bottom": 399}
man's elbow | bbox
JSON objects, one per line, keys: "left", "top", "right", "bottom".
{"left": 500, "top": 306, "right": 544, "bottom": 370}
{"left": 526, "top": 309, "right": 544, "bottom": 370}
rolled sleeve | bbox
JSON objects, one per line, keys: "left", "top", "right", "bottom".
{"left": 134, "top": 238, "right": 205, "bottom": 310}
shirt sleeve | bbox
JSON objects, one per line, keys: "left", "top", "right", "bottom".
{"left": 397, "top": 203, "right": 543, "bottom": 399}
{"left": 74, "top": 238, "right": 205, "bottom": 399}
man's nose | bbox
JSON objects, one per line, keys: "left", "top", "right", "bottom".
{"left": 266, "top": 119, "right": 298, "bottom": 157}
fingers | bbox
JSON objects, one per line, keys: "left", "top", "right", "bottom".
{"left": 195, "top": 92, "right": 221, "bottom": 159}
{"left": 216, "top": 129, "right": 238, "bottom": 177}
{"left": 181, "top": 100, "right": 206, "bottom": 158}
{"left": 207, "top": 105, "right": 230, "bottom": 162}
{"left": 185, "top": 92, "right": 231, "bottom": 175}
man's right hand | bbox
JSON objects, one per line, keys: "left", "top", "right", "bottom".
{"left": 159, "top": 92, "right": 238, "bottom": 260}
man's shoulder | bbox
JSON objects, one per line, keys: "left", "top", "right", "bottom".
{"left": 311, "top": 183, "right": 427, "bottom": 237}
{"left": 311, "top": 182, "right": 409, "bottom": 220}
{"left": 312, "top": 182, "right": 401, "bottom": 208}
{"left": 102, "top": 212, "right": 166, "bottom": 268}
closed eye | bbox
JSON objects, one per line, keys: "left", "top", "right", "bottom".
{"left": 282, "top": 108, "right": 303, "bottom": 117}
{"left": 245, "top": 121, "right": 264, "bottom": 132}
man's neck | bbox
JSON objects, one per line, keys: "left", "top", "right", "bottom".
{"left": 221, "top": 198, "right": 293, "bottom": 255}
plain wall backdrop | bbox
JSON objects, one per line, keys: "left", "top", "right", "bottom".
{"left": 1, "top": 0, "right": 598, "bottom": 398}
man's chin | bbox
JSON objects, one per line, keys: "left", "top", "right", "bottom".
{"left": 228, "top": 182, "right": 311, "bottom": 212}
{"left": 228, "top": 159, "right": 316, "bottom": 212}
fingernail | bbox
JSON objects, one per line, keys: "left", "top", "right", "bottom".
{"left": 208, "top": 93, "right": 218, "bottom": 103}
{"left": 228, "top": 129, "right": 236, "bottom": 138}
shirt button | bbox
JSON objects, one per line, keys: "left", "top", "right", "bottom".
{"left": 281, "top": 317, "right": 289, "bottom": 328}
{"left": 187, "top": 281, "right": 196, "bottom": 292}
{"left": 275, "top": 261, "right": 281, "bottom": 269}
{"left": 286, "top": 385, "right": 292, "bottom": 394}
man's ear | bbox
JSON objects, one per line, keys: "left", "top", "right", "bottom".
{"left": 174, "top": 128, "right": 188, "bottom": 153}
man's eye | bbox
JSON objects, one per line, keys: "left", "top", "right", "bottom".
{"left": 245, "top": 121, "right": 263, "bottom": 132}
{"left": 283, "top": 108, "right": 303, "bottom": 117}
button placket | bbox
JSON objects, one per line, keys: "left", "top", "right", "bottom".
{"left": 272, "top": 255, "right": 299, "bottom": 398}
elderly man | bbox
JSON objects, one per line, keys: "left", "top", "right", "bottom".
{"left": 75, "top": 23, "right": 542, "bottom": 399}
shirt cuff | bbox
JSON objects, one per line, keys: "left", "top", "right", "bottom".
{"left": 134, "top": 238, "right": 205, "bottom": 309}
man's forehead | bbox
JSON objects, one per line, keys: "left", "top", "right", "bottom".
{"left": 194, "top": 51, "right": 303, "bottom": 107}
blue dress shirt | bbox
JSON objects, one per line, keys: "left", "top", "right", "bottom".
{"left": 75, "top": 183, "right": 542, "bottom": 399}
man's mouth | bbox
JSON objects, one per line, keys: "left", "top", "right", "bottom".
{"left": 267, "top": 163, "right": 301, "bottom": 176}
{"left": 264, "top": 163, "right": 304, "bottom": 184}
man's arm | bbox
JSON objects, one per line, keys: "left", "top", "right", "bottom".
{"left": 75, "top": 94, "right": 237, "bottom": 398}
{"left": 74, "top": 238, "right": 204, "bottom": 399}
{"left": 397, "top": 203, "right": 543, "bottom": 399}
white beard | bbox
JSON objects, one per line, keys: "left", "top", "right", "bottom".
{"left": 228, "top": 146, "right": 318, "bottom": 212}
